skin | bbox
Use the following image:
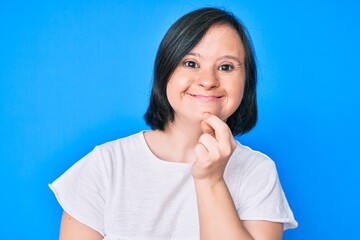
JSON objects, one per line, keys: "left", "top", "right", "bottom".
{"left": 166, "top": 24, "right": 245, "bottom": 127}
{"left": 59, "top": 211, "right": 103, "bottom": 240}
{"left": 58, "top": 24, "right": 284, "bottom": 239}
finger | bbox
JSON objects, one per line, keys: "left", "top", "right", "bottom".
{"left": 202, "top": 113, "right": 236, "bottom": 152}
{"left": 201, "top": 120, "right": 215, "bottom": 136}
{"left": 202, "top": 113, "right": 231, "bottom": 140}
{"left": 198, "top": 133, "right": 220, "bottom": 158}
{"left": 194, "top": 142, "right": 210, "bottom": 162}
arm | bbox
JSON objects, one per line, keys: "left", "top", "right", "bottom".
{"left": 192, "top": 114, "right": 283, "bottom": 240}
{"left": 59, "top": 211, "right": 103, "bottom": 240}
{"left": 194, "top": 179, "right": 253, "bottom": 239}
{"left": 194, "top": 179, "right": 283, "bottom": 240}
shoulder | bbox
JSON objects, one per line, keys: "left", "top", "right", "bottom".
{"left": 227, "top": 141, "right": 275, "bottom": 172}
{"left": 94, "top": 131, "right": 145, "bottom": 155}
{"left": 224, "top": 141, "right": 278, "bottom": 189}
{"left": 228, "top": 142, "right": 298, "bottom": 230}
{"left": 82, "top": 131, "right": 146, "bottom": 170}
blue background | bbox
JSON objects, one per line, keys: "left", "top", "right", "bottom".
{"left": 1, "top": 0, "right": 359, "bottom": 239}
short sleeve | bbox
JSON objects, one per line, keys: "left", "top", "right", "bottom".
{"left": 49, "top": 146, "right": 108, "bottom": 236}
{"left": 237, "top": 159, "right": 298, "bottom": 230}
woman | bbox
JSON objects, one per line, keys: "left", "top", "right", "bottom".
{"left": 50, "top": 7, "right": 297, "bottom": 239}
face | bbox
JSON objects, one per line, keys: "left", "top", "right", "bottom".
{"left": 166, "top": 24, "right": 246, "bottom": 125}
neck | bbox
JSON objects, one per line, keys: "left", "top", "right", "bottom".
{"left": 144, "top": 118, "right": 203, "bottom": 163}
{"left": 165, "top": 119, "right": 203, "bottom": 145}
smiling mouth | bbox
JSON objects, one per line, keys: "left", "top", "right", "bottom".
{"left": 187, "top": 93, "right": 223, "bottom": 100}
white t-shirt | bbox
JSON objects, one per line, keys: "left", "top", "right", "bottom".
{"left": 50, "top": 131, "right": 297, "bottom": 239}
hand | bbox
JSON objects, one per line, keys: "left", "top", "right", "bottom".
{"left": 192, "top": 113, "right": 237, "bottom": 184}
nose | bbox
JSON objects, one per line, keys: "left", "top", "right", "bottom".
{"left": 198, "top": 68, "right": 219, "bottom": 89}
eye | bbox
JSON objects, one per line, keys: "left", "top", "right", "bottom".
{"left": 218, "top": 64, "right": 234, "bottom": 72}
{"left": 183, "top": 60, "right": 199, "bottom": 68}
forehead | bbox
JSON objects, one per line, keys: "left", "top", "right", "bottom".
{"left": 204, "top": 24, "right": 240, "bottom": 38}
{"left": 190, "top": 24, "right": 245, "bottom": 58}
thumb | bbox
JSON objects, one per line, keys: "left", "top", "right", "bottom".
{"left": 200, "top": 113, "right": 215, "bottom": 136}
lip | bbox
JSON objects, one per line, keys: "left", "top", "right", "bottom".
{"left": 187, "top": 93, "right": 223, "bottom": 100}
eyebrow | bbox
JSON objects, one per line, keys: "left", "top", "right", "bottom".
{"left": 186, "top": 52, "right": 243, "bottom": 65}
{"left": 219, "top": 55, "right": 243, "bottom": 65}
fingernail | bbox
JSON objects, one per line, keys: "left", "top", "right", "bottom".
{"left": 203, "top": 112, "right": 211, "bottom": 120}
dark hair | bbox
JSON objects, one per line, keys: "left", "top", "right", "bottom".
{"left": 144, "top": 7, "right": 257, "bottom": 135}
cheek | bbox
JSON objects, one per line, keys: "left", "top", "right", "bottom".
{"left": 165, "top": 73, "right": 177, "bottom": 101}
{"left": 165, "top": 83, "right": 176, "bottom": 109}
{"left": 227, "top": 78, "right": 245, "bottom": 105}
{"left": 166, "top": 78, "right": 178, "bottom": 101}
{"left": 235, "top": 84, "right": 245, "bottom": 103}
{"left": 230, "top": 90, "right": 244, "bottom": 115}
{"left": 221, "top": 86, "right": 244, "bottom": 121}
{"left": 166, "top": 75, "right": 184, "bottom": 106}
{"left": 166, "top": 71, "right": 191, "bottom": 97}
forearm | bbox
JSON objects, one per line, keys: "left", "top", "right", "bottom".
{"left": 194, "top": 179, "right": 254, "bottom": 240}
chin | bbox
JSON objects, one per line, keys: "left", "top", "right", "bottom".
{"left": 197, "top": 110, "right": 225, "bottom": 120}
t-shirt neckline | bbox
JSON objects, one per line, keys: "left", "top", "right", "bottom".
{"left": 138, "top": 130, "right": 193, "bottom": 167}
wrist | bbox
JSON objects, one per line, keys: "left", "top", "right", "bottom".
{"left": 194, "top": 177, "right": 226, "bottom": 190}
